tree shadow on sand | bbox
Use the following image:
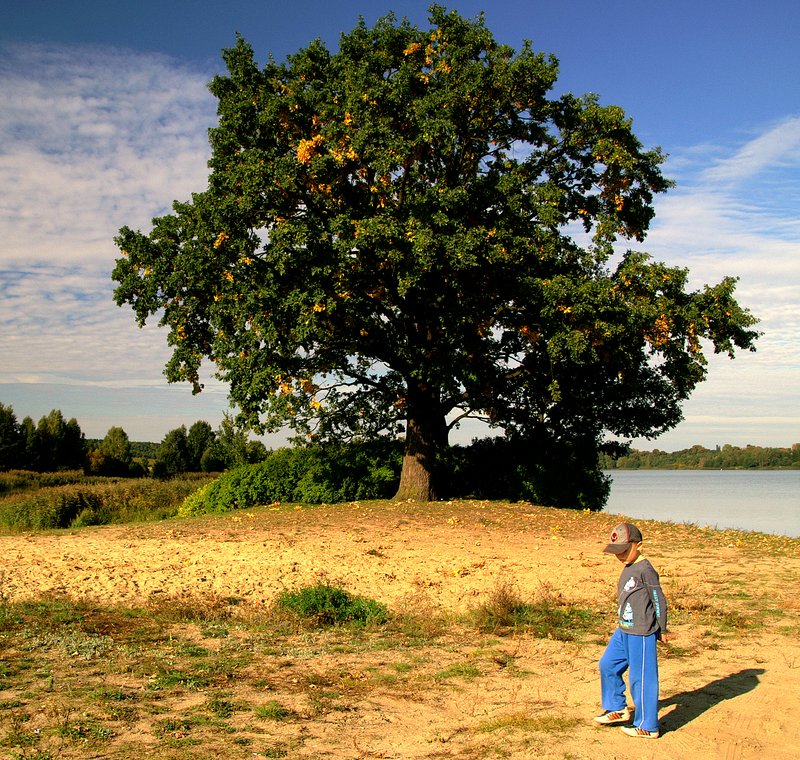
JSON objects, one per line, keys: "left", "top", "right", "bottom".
{"left": 660, "top": 668, "right": 765, "bottom": 733}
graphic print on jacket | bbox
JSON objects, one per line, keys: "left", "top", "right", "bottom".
{"left": 616, "top": 559, "right": 667, "bottom": 636}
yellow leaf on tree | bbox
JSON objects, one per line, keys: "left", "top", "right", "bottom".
{"left": 297, "top": 134, "right": 324, "bottom": 164}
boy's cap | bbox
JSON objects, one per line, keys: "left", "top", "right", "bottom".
{"left": 603, "top": 523, "right": 643, "bottom": 554}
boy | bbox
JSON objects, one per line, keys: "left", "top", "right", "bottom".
{"left": 594, "top": 522, "right": 668, "bottom": 738}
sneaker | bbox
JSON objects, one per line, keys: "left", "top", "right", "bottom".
{"left": 621, "top": 726, "right": 659, "bottom": 738}
{"left": 593, "top": 708, "right": 632, "bottom": 725}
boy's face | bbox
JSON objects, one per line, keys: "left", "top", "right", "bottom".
{"left": 614, "top": 542, "right": 642, "bottom": 564}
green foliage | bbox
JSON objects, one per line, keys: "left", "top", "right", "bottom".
{"left": 179, "top": 481, "right": 215, "bottom": 516}
{"left": 112, "top": 7, "right": 759, "bottom": 502}
{"left": 85, "top": 426, "right": 137, "bottom": 477}
{"left": 276, "top": 583, "right": 388, "bottom": 627}
{"left": 0, "top": 476, "right": 212, "bottom": 531}
{"left": 153, "top": 425, "right": 190, "bottom": 478}
{"left": 0, "top": 406, "right": 86, "bottom": 473}
{"left": 187, "top": 420, "right": 215, "bottom": 470}
{"left": 180, "top": 434, "right": 611, "bottom": 511}
{"left": 153, "top": 417, "right": 268, "bottom": 477}
{"left": 0, "top": 403, "right": 23, "bottom": 471}
{"left": 292, "top": 440, "right": 402, "bottom": 502}
{"left": 180, "top": 441, "right": 402, "bottom": 515}
{"left": 601, "top": 443, "right": 800, "bottom": 470}
{"left": 446, "top": 435, "right": 610, "bottom": 510}
{"left": 86, "top": 437, "right": 159, "bottom": 462}
{"left": 130, "top": 440, "right": 159, "bottom": 459}
{"left": 100, "top": 426, "right": 133, "bottom": 465}
{"left": 199, "top": 445, "right": 227, "bottom": 473}
{"left": 34, "top": 409, "right": 85, "bottom": 471}
{"left": 213, "top": 414, "right": 251, "bottom": 469}
{"left": 180, "top": 451, "right": 304, "bottom": 514}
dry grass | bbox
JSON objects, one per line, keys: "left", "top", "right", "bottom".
{"left": 0, "top": 575, "right": 779, "bottom": 758}
{"left": 471, "top": 577, "right": 604, "bottom": 640}
{"left": 0, "top": 580, "right": 607, "bottom": 760}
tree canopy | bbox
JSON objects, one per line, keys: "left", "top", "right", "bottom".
{"left": 113, "top": 6, "right": 759, "bottom": 503}
{"left": 0, "top": 403, "right": 23, "bottom": 470}
{"left": 0, "top": 405, "right": 85, "bottom": 473}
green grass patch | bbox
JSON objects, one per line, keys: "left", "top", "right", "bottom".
{"left": 205, "top": 696, "right": 237, "bottom": 718}
{"left": 475, "top": 711, "right": 581, "bottom": 734}
{"left": 260, "top": 743, "right": 291, "bottom": 758}
{"left": 435, "top": 661, "right": 482, "bottom": 681}
{"left": 275, "top": 583, "right": 388, "bottom": 628}
{"left": 254, "top": 700, "right": 294, "bottom": 722}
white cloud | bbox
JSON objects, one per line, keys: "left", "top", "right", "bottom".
{"left": 702, "top": 116, "right": 800, "bottom": 185}
{"left": 0, "top": 42, "right": 215, "bottom": 268}
{"left": 0, "top": 42, "right": 227, "bottom": 437}
{"left": 626, "top": 115, "right": 800, "bottom": 449}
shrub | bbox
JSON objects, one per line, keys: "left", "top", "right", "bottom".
{"left": 276, "top": 583, "right": 388, "bottom": 627}
{"left": 9, "top": 488, "right": 99, "bottom": 530}
{"left": 0, "top": 477, "right": 213, "bottom": 531}
{"left": 445, "top": 435, "right": 610, "bottom": 510}
{"left": 293, "top": 440, "right": 401, "bottom": 502}
{"left": 178, "top": 435, "right": 609, "bottom": 515}
{"left": 179, "top": 441, "right": 402, "bottom": 515}
{"left": 179, "top": 482, "right": 215, "bottom": 518}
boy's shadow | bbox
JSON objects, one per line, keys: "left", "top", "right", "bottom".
{"left": 659, "top": 668, "right": 765, "bottom": 733}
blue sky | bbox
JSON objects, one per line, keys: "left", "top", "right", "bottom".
{"left": 1, "top": 1, "right": 798, "bottom": 449}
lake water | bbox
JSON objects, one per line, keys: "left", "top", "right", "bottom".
{"left": 602, "top": 470, "right": 800, "bottom": 538}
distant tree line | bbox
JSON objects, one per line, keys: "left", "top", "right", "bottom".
{"left": 600, "top": 444, "right": 800, "bottom": 470}
{"left": 0, "top": 405, "right": 84, "bottom": 472}
{"left": 0, "top": 402, "right": 268, "bottom": 477}
{"left": 4, "top": 400, "right": 797, "bottom": 505}
{"left": 144, "top": 416, "right": 268, "bottom": 477}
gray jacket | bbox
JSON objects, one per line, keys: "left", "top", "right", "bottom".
{"left": 616, "top": 558, "right": 668, "bottom": 637}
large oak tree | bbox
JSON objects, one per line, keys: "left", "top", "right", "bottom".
{"left": 113, "top": 7, "right": 759, "bottom": 502}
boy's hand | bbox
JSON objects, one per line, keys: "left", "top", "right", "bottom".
{"left": 660, "top": 633, "right": 672, "bottom": 644}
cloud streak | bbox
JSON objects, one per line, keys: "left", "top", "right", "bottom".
{"left": 0, "top": 42, "right": 215, "bottom": 266}
{"left": 0, "top": 42, "right": 233, "bottom": 438}
{"left": 624, "top": 115, "right": 800, "bottom": 448}
{"left": 702, "top": 116, "right": 800, "bottom": 185}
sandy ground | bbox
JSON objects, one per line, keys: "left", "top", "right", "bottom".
{"left": 1, "top": 499, "right": 799, "bottom": 759}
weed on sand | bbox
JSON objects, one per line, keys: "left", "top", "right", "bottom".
{"left": 471, "top": 578, "right": 604, "bottom": 640}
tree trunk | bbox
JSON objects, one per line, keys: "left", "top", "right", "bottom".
{"left": 393, "top": 385, "right": 448, "bottom": 502}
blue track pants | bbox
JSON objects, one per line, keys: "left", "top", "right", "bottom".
{"left": 599, "top": 628, "right": 660, "bottom": 732}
